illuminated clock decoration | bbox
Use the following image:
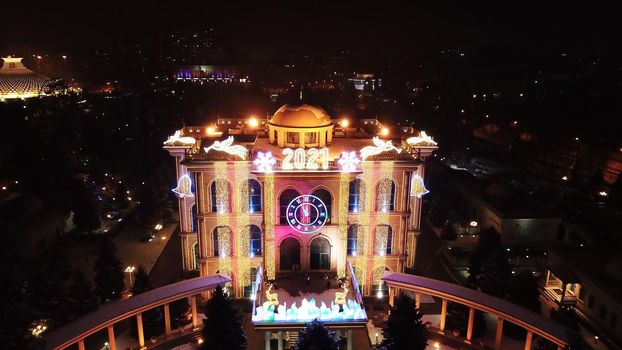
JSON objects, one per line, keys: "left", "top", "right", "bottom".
{"left": 286, "top": 195, "right": 328, "bottom": 234}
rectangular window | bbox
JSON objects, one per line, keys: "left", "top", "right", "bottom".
{"left": 287, "top": 132, "right": 299, "bottom": 144}
{"left": 305, "top": 132, "right": 317, "bottom": 144}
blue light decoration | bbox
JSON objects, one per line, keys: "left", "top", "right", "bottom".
{"left": 172, "top": 174, "right": 194, "bottom": 198}
{"left": 286, "top": 194, "right": 328, "bottom": 234}
{"left": 252, "top": 297, "right": 367, "bottom": 323}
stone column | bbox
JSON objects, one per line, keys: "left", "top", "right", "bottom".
{"left": 107, "top": 325, "right": 116, "bottom": 350}
{"left": 415, "top": 293, "right": 421, "bottom": 309}
{"left": 465, "top": 307, "right": 475, "bottom": 343}
{"left": 388, "top": 286, "right": 396, "bottom": 307}
{"left": 164, "top": 303, "right": 172, "bottom": 335}
{"left": 191, "top": 295, "right": 199, "bottom": 329}
{"left": 136, "top": 313, "right": 145, "bottom": 349}
{"left": 495, "top": 318, "right": 504, "bottom": 350}
{"left": 439, "top": 299, "right": 447, "bottom": 333}
{"left": 524, "top": 331, "right": 533, "bottom": 350}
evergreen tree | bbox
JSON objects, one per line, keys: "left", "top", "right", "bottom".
{"left": 504, "top": 271, "right": 541, "bottom": 338}
{"left": 68, "top": 269, "right": 98, "bottom": 319}
{"left": 131, "top": 266, "right": 152, "bottom": 295}
{"left": 93, "top": 239, "right": 125, "bottom": 302}
{"left": 467, "top": 226, "right": 501, "bottom": 279}
{"left": 295, "top": 319, "right": 340, "bottom": 350}
{"left": 445, "top": 302, "right": 487, "bottom": 338}
{"left": 472, "top": 251, "right": 513, "bottom": 298}
{"left": 201, "top": 285, "right": 246, "bottom": 350}
{"left": 380, "top": 293, "right": 428, "bottom": 350}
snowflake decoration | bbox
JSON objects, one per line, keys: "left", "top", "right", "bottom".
{"left": 338, "top": 151, "right": 360, "bottom": 172}
{"left": 254, "top": 151, "right": 276, "bottom": 173}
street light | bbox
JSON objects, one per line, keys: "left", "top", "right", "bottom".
{"left": 125, "top": 266, "right": 135, "bottom": 287}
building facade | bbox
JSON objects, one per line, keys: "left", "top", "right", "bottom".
{"left": 164, "top": 104, "right": 437, "bottom": 298}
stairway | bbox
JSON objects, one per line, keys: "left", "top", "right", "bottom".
{"left": 285, "top": 331, "right": 299, "bottom": 349}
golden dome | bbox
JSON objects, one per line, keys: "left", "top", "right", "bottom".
{"left": 269, "top": 104, "right": 332, "bottom": 128}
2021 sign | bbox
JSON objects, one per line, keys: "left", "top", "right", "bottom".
{"left": 282, "top": 147, "right": 329, "bottom": 170}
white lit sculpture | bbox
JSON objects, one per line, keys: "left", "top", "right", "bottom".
{"left": 163, "top": 130, "right": 196, "bottom": 145}
{"left": 254, "top": 151, "right": 276, "bottom": 172}
{"left": 172, "top": 174, "right": 194, "bottom": 198}
{"left": 204, "top": 136, "right": 248, "bottom": 160}
{"left": 359, "top": 136, "right": 402, "bottom": 160}
{"left": 406, "top": 131, "right": 437, "bottom": 146}
{"left": 410, "top": 174, "right": 429, "bottom": 198}
{"left": 338, "top": 151, "right": 360, "bottom": 172}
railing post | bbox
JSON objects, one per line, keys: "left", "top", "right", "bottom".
{"left": 277, "top": 331, "right": 284, "bottom": 350}
{"left": 107, "top": 325, "right": 116, "bottom": 350}
{"left": 524, "top": 331, "right": 533, "bottom": 350}
{"left": 265, "top": 331, "right": 271, "bottom": 350}
{"left": 415, "top": 292, "right": 421, "bottom": 309}
{"left": 347, "top": 329, "right": 353, "bottom": 350}
{"left": 191, "top": 295, "right": 199, "bottom": 329}
{"left": 495, "top": 318, "right": 504, "bottom": 350}
{"left": 388, "top": 286, "right": 395, "bottom": 307}
{"left": 164, "top": 303, "right": 172, "bottom": 335}
{"left": 439, "top": 299, "right": 447, "bottom": 333}
{"left": 136, "top": 313, "right": 145, "bottom": 349}
{"left": 465, "top": 307, "right": 475, "bottom": 344}
{"left": 78, "top": 339, "right": 85, "bottom": 350}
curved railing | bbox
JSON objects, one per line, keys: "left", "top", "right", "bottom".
{"left": 45, "top": 275, "right": 230, "bottom": 350}
{"left": 382, "top": 272, "right": 569, "bottom": 350}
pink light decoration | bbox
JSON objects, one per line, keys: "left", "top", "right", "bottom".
{"left": 338, "top": 151, "right": 360, "bottom": 172}
{"left": 254, "top": 151, "right": 276, "bottom": 172}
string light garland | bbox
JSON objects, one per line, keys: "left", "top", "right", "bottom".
{"left": 215, "top": 162, "right": 232, "bottom": 276}
{"left": 264, "top": 173, "right": 276, "bottom": 279}
{"left": 235, "top": 162, "right": 251, "bottom": 287}
{"left": 372, "top": 161, "right": 393, "bottom": 285}
{"left": 337, "top": 172, "right": 350, "bottom": 277}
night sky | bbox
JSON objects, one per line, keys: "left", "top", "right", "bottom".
{"left": 2, "top": 2, "right": 620, "bottom": 59}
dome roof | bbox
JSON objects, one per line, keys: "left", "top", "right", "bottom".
{"left": 269, "top": 104, "right": 332, "bottom": 128}
{"left": 0, "top": 57, "right": 50, "bottom": 99}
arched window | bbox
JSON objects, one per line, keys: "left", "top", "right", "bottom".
{"left": 249, "top": 224, "right": 262, "bottom": 257}
{"left": 192, "top": 242, "right": 200, "bottom": 270}
{"left": 372, "top": 267, "right": 390, "bottom": 298}
{"left": 347, "top": 224, "right": 361, "bottom": 256}
{"left": 376, "top": 178, "right": 396, "bottom": 212}
{"left": 191, "top": 204, "right": 197, "bottom": 232}
{"left": 279, "top": 189, "right": 300, "bottom": 224}
{"left": 349, "top": 179, "right": 365, "bottom": 213}
{"left": 248, "top": 179, "right": 262, "bottom": 213}
{"left": 599, "top": 305, "right": 608, "bottom": 319}
{"left": 375, "top": 224, "right": 393, "bottom": 255}
{"left": 213, "top": 226, "right": 232, "bottom": 257}
{"left": 312, "top": 188, "right": 332, "bottom": 223}
{"left": 310, "top": 237, "right": 331, "bottom": 270}
{"left": 244, "top": 267, "right": 259, "bottom": 298}
{"left": 210, "top": 180, "right": 232, "bottom": 213}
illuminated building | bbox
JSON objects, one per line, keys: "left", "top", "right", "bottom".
{"left": 0, "top": 57, "right": 50, "bottom": 99}
{"left": 163, "top": 103, "right": 437, "bottom": 299}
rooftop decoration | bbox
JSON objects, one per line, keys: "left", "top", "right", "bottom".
{"left": 204, "top": 136, "right": 248, "bottom": 160}
{"left": 406, "top": 131, "right": 437, "bottom": 146}
{"left": 359, "top": 137, "right": 402, "bottom": 160}
{"left": 252, "top": 297, "right": 367, "bottom": 323}
{"left": 163, "top": 130, "right": 196, "bottom": 146}
{"left": 253, "top": 151, "right": 276, "bottom": 173}
{"left": 410, "top": 174, "right": 429, "bottom": 198}
{"left": 171, "top": 174, "right": 194, "bottom": 198}
{"left": 338, "top": 151, "right": 360, "bottom": 172}
{"left": 0, "top": 57, "right": 51, "bottom": 99}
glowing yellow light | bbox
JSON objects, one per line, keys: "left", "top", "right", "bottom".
{"left": 337, "top": 172, "right": 350, "bottom": 276}
{"left": 380, "top": 127, "right": 389, "bottom": 136}
{"left": 197, "top": 338, "right": 204, "bottom": 345}
{"left": 264, "top": 174, "right": 275, "bottom": 279}
{"left": 207, "top": 126, "right": 216, "bottom": 134}
{"left": 215, "top": 162, "right": 232, "bottom": 275}
{"left": 340, "top": 119, "right": 349, "bottom": 128}
{"left": 235, "top": 162, "right": 251, "bottom": 288}
{"left": 561, "top": 176, "right": 568, "bottom": 181}
{"left": 469, "top": 221, "right": 478, "bottom": 227}
{"left": 599, "top": 191, "right": 608, "bottom": 197}
{"left": 248, "top": 117, "right": 259, "bottom": 128}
